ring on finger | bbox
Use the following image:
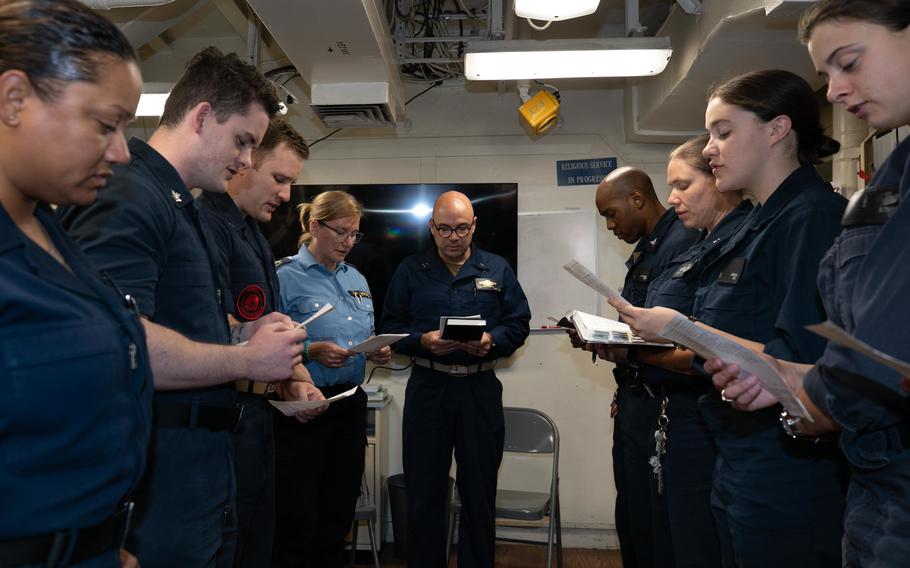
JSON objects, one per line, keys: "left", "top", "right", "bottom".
{"left": 720, "top": 389, "right": 731, "bottom": 403}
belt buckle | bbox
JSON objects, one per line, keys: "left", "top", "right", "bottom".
{"left": 448, "top": 365, "right": 469, "bottom": 377}
{"left": 232, "top": 403, "right": 245, "bottom": 433}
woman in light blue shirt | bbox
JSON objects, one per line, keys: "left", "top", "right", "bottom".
{"left": 272, "top": 190, "right": 390, "bottom": 567}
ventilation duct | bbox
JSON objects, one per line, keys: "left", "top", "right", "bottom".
{"left": 247, "top": 0, "right": 405, "bottom": 129}
{"left": 310, "top": 82, "right": 397, "bottom": 128}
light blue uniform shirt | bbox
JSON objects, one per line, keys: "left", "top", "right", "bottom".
{"left": 277, "top": 245, "right": 375, "bottom": 387}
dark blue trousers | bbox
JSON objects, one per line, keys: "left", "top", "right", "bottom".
{"left": 658, "top": 385, "right": 720, "bottom": 568}
{"left": 232, "top": 393, "right": 275, "bottom": 568}
{"left": 613, "top": 382, "right": 672, "bottom": 568}
{"left": 272, "top": 385, "right": 366, "bottom": 568}
{"left": 843, "top": 450, "right": 910, "bottom": 568}
{"left": 403, "top": 367, "right": 504, "bottom": 568}
{"left": 127, "top": 427, "right": 237, "bottom": 568}
{"left": 701, "top": 397, "right": 847, "bottom": 568}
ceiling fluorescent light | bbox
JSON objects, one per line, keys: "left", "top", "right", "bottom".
{"left": 136, "top": 92, "right": 170, "bottom": 117}
{"left": 514, "top": 0, "right": 600, "bottom": 21}
{"left": 136, "top": 82, "right": 171, "bottom": 117}
{"left": 465, "top": 38, "right": 672, "bottom": 81}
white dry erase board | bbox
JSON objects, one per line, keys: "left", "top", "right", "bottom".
{"left": 517, "top": 209, "right": 599, "bottom": 329}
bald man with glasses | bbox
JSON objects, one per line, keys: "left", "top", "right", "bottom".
{"left": 381, "top": 191, "right": 531, "bottom": 568}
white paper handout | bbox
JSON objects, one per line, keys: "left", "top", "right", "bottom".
{"left": 807, "top": 321, "right": 910, "bottom": 377}
{"left": 570, "top": 310, "right": 672, "bottom": 347}
{"left": 349, "top": 334, "right": 409, "bottom": 354}
{"left": 659, "top": 315, "right": 811, "bottom": 420}
{"left": 269, "top": 385, "right": 359, "bottom": 416}
{"left": 237, "top": 303, "right": 334, "bottom": 346}
{"left": 562, "top": 260, "right": 630, "bottom": 307}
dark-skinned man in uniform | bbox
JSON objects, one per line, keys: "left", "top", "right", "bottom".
{"left": 381, "top": 191, "right": 531, "bottom": 568}
{"left": 198, "top": 119, "right": 325, "bottom": 568}
{"left": 580, "top": 167, "right": 698, "bottom": 568}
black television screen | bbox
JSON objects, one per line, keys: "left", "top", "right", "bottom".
{"left": 261, "top": 183, "right": 518, "bottom": 322}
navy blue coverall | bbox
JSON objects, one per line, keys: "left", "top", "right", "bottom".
{"left": 613, "top": 208, "right": 699, "bottom": 568}
{"left": 380, "top": 244, "right": 530, "bottom": 568}
{"left": 692, "top": 166, "right": 849, "bottom": 568}
{"left": 59, "top": 139, "right": 238, "bottom": 568}
{"left": 639, "top": 199, "right": 752, "bottom": 568}
{"left": 199, "top": 190, "right": 280, "bottom": 568}
{"left": 804, "top": 136, "right": 910, "bottom": 567}
{"left": 0, "top": 205, "right": 153, "bottom": 568}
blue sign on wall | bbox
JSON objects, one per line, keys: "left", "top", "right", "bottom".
{"left": 556, "top": 157, "right": 618, "bottom": 187}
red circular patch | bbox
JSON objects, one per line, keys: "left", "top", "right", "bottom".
{"left": 236, "top": 284, "right": 266, "bottom": 320}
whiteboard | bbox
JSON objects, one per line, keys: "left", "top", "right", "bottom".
{"left": 518, "top": 209, "right": 599, "bottom": 329}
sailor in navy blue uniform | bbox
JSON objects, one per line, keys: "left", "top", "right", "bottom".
{"left": 381, "top": 191, "right": 530, "bottom": 568}
{"left": 0, "top": 3, "right": 151, "bottom": 565}
{"left": 635, "top": 204, "right": 751, "bottom": 568}
{"left": 711, "top": 13, "right": 910, "bottom": 565}
{"left": 615, "top": 70, "right": 850, "bottom": 568}
{"left": 58, "top": 47, "right": 305, "bottom": 568}
{"left": 198, "top": 119, "right": 313, "bottom": 568}
{"left": 591, "top": 167, "right": 699, "bottom": 568}
{"left": 608, "top": 138, "right": 753, "bottom": 568}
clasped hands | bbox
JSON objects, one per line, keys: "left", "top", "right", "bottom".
{"left": 421, "top": 330, "right": 493, "bottom": 357}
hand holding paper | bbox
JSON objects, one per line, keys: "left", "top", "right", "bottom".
{"left": 562, "top": 260, "right": 630, "bottom": 308}
{"left": 611, "top": 302, "right": 680, "bottom": 342}
{"left": 269, "top": 385, "right": 358, "bottom": 416}
{"left": 237, "top": 303, "right": 334, "bottom": 346}
{"left": 658, "top": 315, "right": 811, "bottom": 420}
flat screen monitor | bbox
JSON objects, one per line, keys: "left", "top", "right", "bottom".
{"left": 261, "top": 183, "right": 518, "bottom": 322}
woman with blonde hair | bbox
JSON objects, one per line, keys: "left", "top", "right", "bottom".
{"left": 272, "top": 190, "right": 391, "bottom": 567}
{"left": 598, "top": 134, "right": 751, "bottom": 567}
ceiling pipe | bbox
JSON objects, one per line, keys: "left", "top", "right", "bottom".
{"left": 79, "top": 0, "right": 175, "bottom": 9}
{"left": 625, "top": 0, "right": 646, "bottom": 37}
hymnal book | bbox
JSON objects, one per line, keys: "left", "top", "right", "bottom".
{"left": 440, "top": 315, "right": 486, "bottom": 341}
{"left": 568, "top": 310, "right": 673, "bottom": 347}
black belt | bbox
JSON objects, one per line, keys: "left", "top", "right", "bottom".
{"left": 0, "top": 503, "right": 133, "bottom": 567}
{"left": 154, "top": 402, "right": 244, "bottom": 432}
{"left": 414, "top": 358, "right": 496, "bottom": 377}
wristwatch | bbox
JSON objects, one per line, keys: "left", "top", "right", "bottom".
{"left": 779, "top": 410, "right": 821, "bottom": 443}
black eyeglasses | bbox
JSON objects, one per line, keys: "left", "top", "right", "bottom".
{"left": 431, "top": 220, "right": 473, "bottom": 239}
{"left": 318, "top": 220, "right": 364, "bottom": 244}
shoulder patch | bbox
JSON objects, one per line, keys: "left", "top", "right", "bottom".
{"left": 275, "top": 256, "right": 295, "bottom": 269}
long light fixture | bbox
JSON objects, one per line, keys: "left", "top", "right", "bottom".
{"left": 465, "top": 37, "right": 672, "bottom": 81}
{"left": 134, "top": 83, "right": 171, "bottom": 117}
{"left": 136, "top": 92, "right": 170, "bottom": 117}
{"left": 514, "top": 0, "right": 600, "bottom": 21}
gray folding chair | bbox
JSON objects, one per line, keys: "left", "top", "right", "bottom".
{"left": 348, "top": 473, "right": 381, "bottom": 568}
{"left": 445, "top": 407, "right": 563, "bottom": 568}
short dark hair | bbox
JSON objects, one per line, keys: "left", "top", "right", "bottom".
{"left": 708, "top": 69, "right": 840, "bottom": 165}
{"left": 799, "top": 0, "right": 910, "bottom": 44}
{"left": 253, "top": 119, "right": 310, "bottom": 167}
{"left": 158, "top": 46, "right": 280, "bottom": 128}
{"left": 0, "top": 0, "right": 137, "bottom": 102}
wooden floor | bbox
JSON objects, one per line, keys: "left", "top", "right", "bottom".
{"left": 372, "top": 544, "right": 623, "bottom": 567}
